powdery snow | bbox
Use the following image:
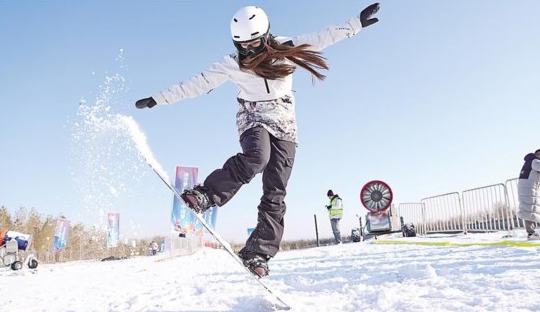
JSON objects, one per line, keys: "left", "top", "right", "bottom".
{"left": 2, "top": 232, "right": 540, "bottom": 312}
{"left": 70, "top": 68, "right": 170, "bottom": 232}
{"left": 70, "top": 71, "right": 150, "bottom": 228}
{"left": 117, "top": 115, "right": 170, "bottom": 182}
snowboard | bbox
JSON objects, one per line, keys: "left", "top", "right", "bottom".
{"left": 144, "top": 162, "right": 291, "bottom": 310}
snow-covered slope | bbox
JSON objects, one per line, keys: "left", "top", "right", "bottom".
{"left": 2, "top": 232, "right": 540, "bottom": 312}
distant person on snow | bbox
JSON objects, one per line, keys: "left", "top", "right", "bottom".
{"left": 135, "top": 4, "right": 380, "bottom": 277}
{"left": 517, "top": 149, "right": 540, "bottom": 240}
{"left": 326, "top": 190, "right": 344, "bottom": 244}
{"left": 150, "top": 241, "right": 159, "bottom": 256}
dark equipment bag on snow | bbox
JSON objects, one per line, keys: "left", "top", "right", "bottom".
{"left": 351, "top": 228, "right": 362, "bottom": 242}
{"left": 402, "top": 223, "right": 416, "bottom": 237}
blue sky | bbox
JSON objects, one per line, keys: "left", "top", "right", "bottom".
{"left": 1, "top": 1, "right": 539, "bottom": 242}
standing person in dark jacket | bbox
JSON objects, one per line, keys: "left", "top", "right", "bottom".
{"left": 326, "top": 190, "right": 344, "bottom": 244}
{"left": 517, "top": 149, "right": 540, "bottom": 240}
{"left": 136, "top": 4, "right": 380, "bottom": 277}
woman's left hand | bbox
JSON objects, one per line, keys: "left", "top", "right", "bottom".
{"left": 360, "top": 3, "right": 380, "bottom": 28}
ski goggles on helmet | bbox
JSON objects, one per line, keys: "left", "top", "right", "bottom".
{"left": 233, "top": 32, "right": 269, "bottom": 57}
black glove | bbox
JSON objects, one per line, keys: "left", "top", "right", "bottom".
{"left": 135, "top": 97, "right": 157, "bottom": 109}
{"left": 360, "top": 3, "right": 380, "bottom": 28}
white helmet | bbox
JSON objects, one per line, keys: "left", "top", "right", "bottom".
{"left": 230, "top": 6, "right": 270, "bottom": 42}
{"left": 230, "top": 6, "right": 270, "bottom": 57}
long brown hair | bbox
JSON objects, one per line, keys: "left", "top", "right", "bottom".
{"left": 239, "top": 36, "right": 329, "bottom": 80}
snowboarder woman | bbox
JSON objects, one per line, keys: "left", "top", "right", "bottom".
{"left": 136, "top": 4, "right": 380, "bottom": 277}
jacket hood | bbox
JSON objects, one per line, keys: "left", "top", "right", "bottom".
{"left": 524, "top": 153, "right": 537, "bottom": 161}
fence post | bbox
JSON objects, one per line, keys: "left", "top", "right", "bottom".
{"left": 314, "top": 214, "right": 320, "bottom": 247}
{"left": 359, "top": 216, "right": 364, "bottom": 238}
{"left": 503, "top": 183, "right": 513, "bottom": 232}
{"left": 458, "top": 193, "right": 466, "bottom": 234}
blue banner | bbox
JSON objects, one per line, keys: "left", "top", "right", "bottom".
{"left": 106, "top": 212, "right": 120, "bottom": 248}
{"left": 172, "top": 166, "right": 218, "bottom": 235}
{"left": 53, "top": 217, "right": 70, "bottom": 251}
{"left": 172, "top": 166, "right": 198, "bottom": 233}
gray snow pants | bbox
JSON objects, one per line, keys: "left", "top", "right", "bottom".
{"left": 203, "top": 126, "right": 296, "bottom": 257}
{"left": 330, "top": 218, "right": 342, "bottom": 244}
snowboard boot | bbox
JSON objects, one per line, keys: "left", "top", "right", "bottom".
{"left": 527, "top": 232, "right": 540, "bottom": 241}
{"left": 181, "top": 185, "right": 215, "bottom": 214}
{"left": 239, "top": 252, "right": 270, "bottom": 278}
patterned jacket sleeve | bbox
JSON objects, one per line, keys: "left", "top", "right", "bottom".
{"left": 291, "top": 16, "right": 363, "bottom": 51}
{"left": 152, "top": 55, "right": 233, "bottom": 105}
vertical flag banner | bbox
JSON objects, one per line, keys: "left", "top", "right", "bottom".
{"left": 172, "top": 166, "right": 198, "bottom": 233}
{"left": 172, "top": 166, "right": 219, "bottom": 235}
{"left": 195, "top": 206, "right": 219, "bottom": 234}
{"left": 53, "top": 217, "right": 70, "bottom": 251}
{"left": 107, "top": 212, "right": 120, "bottom": 248}
{"left": 204, "top": 206, "right": 218, "bottom": 229}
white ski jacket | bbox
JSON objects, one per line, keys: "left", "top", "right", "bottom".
{"left": 518, "top": 154, "right": 540, "bottom": 222}
{"left": 152, "top": 16, "right": 363, "bottom": 104}
{"left": 152, "top": 15, "right": 365, "bottom": 143}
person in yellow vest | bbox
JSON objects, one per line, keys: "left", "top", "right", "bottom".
{"left": 326, "top": 190, "right": 344, "bottom": 244}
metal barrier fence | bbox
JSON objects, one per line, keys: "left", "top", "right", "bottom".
{"left": 169, "top": 235, "right": 202, "bottom": 257}
{"left": 397, "top": 203, "right": 426, "bottom": 235}
{"left": 505, "top": 178, "right": 525, "bottom": 228}
{"left": 507, "top": 178, "right": 539, "bottom": 230}
{"left": 462, "top": 184, "right": 512, "bottom": 232}
{"left": 421, "top": 193, "right": 463, "bottom": 233}
{"left": 394, "top": 178, "right": 530, "bottom": 236}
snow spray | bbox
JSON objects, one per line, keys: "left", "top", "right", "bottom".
{"left": 70, "top": 49, "right": 169, "bottom": 235}
{"left": 115, "top": 115, "right": 169, "bottom": 181}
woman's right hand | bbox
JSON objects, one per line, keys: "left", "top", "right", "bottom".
{"left": 135, "top": 97, "right": 157, "bottom": 109}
